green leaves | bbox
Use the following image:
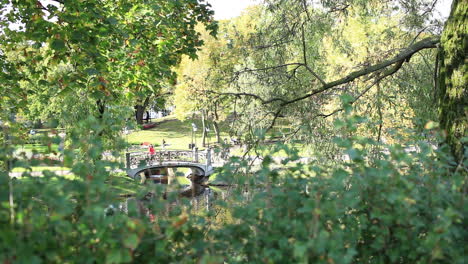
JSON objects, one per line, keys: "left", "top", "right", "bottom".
{"left": 2, "top": 1, "right": 465, "bottom": 264}
{"left": 123, "top": 233, "right": 140, "bottom": 250}
{"left": 106, "top": 249, "right": 131, "bottom": 264}
{"left": 107, "top": 17, "right": 118, "bottom": 25}
{"left": 85, "top": 68, "right": 99, "bottom": 76}
{"left": 50, "top": 39, "right": 66, "bottom": 51}
{"left": 0, "top": 1, "right": 219, "bottom": 262}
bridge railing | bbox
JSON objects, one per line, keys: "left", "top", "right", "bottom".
{"left": 125, "top": 148, "right": 212, "bottom": 169}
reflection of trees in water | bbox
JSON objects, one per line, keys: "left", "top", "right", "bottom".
{"left": 116, "top": 185, "right": 215, "bottom": 219}
{"left": 108, "top": 183, "right": 256, "bottom": 228}
{"left": 136, "top": 166, "right": 206, "bottom": 185}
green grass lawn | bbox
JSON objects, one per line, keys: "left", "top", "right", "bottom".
{"left": 127, "top": 117, "right": 230, "bottom": 150}
{"left": 16, "top": 143, "right": 60, "bottom": 153}
{"left": 230, "top": 142, "right": 312, "bottom": 157}
{"left": 126, "top": 116, "right": 311, "bottom": 157}
{"left": 19, "top": 116, "right": 300, "bottom": 154}
{"left": 10, "top": 168, "right": 136, "bottom": 196}
{"left": 11, "top": 169, "right": 76, "bottom": 181}
{"left": 107, "top": 172, "right": 141, "bottom": 195}
{"left": 15, "top": 116, "right": 310, "bottom": 167}
{"left": 12, "top": 166, "right": 70, "bottom": 172}
{"left": 11, "top": 171, "right": 131, "bottom": 197}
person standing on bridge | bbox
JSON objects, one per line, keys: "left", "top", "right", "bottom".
{"left": 148, "top": 144, "right": 155, "bottom": 155}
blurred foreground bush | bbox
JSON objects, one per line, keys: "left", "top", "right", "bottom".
{"left": 0, "top": 116, "right": 465, "bottom": 264}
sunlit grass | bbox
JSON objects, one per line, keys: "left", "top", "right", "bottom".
{"left": 107, "top": 173, "right": 141, "bottom": 195}
{"left": 11, "top": 171, "right": 77, "bottom": 181}
{"left": 15, "top": 143, "right": 60, "bottom": 153}
{"left": 127, "top": 117, "right": 230, "bottom": 150}
{"left": 11, "top": 166, "right": 70, "bottom": 172}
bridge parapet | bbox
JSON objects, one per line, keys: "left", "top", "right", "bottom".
{"left": 125, "top": 149, "right": 212, "bottom": 169}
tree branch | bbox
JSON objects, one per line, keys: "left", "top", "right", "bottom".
{"left": 301, "top": 23, "right": 327, "bottom": 86}
{"left": 301, "top": 0, "right": 312, "bottom": 21}
{"left": 316, "top": 60, "right": 405, "bottom": 118}
{"left": 304, "top": 64, "right": 327, "bottom": 86}
{"left": 267, "top": 109, "right": 283, "bottom": 131}
{"left": 207, "top": 91, "right": 287, "bottom": 105}
{"left": 235, "top": 63, "right": 305, "bottom": 75}
{"left": 301, "top": 23, "right": 308, "bottom": 66}
{"left": 223, "top": 37, "right": 439, "bottom": 130}
{"left": 279, "top": 37, "right": 439, "bottom": 107}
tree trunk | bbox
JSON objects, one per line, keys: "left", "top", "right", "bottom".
{"left": 437, "top": 0, "right": 467, "bottom": 163}
{"left": 212, "top": 102, "right": 222, "bottom": 144}
{"left": 201, "top": 110, "right": 206, "bottom": 147}
{"left": 96, "top": 99, "right": 106, "bottom": 138}
{"left": 135, "top": 105, "right": 145, "bottom": 125}
{"left": 97, "top": 99, "right": 106, "bottom": 120}
{"left": 213, "top": 121, "right": 222, "bottom": 144}
{"left": 135, "top": 96, "right": 151, "bottom": 125}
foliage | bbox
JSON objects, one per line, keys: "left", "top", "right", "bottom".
{"left": 208, "top": 131, "right": 466, "bottom": 263}
{"left": 1, "top": 106, "right": 466, "bottom": 263}
{"left": 206, "top": 0, "right": 446, "bottom": 158}
{"left": 0, "top": 0, "right": 466, "bottom": 263}
{"left": 173, "top": 7, "right": 263, "bottom": 145}
{"left": 0, "top": 0, "right": 217, "bottom": 129}
{"left": 321, "top": 8, "right": 439, "bottom": 144}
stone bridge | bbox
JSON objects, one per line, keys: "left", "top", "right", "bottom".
{"left": 125, "top": 148, "right": 213, "bottom": 170}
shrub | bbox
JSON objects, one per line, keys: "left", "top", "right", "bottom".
{"left": 0, "top": 115, "right": 465, "bottom": 263}
{"left": 201, "top": 137, "right": 466, "bottom": 263}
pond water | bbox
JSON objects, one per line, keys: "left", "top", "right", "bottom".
{"left": 111, "top": 173, "right": 226, "bottom": 219}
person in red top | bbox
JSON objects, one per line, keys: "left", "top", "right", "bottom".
{"left": 148, "top": 144, "right": 155, "bottom": 155}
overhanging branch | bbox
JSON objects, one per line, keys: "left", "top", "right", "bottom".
{"left": 316, "top": 60, "right": 405, "bottom": 118}
{"left": 211, "top": 37, "right": 439, "bottom": 126}
{"left": 279, "top": 37, "right": 440, "bottom": 107}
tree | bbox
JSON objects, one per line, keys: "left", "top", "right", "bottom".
{"left": 173, "top": 16, "right": 256, "bottom": 144}
{"left": 0, "top": 0, "right": 217, "bottom": 128}
{"left": 0, "top": 2, "right": 465, "bottom": 263}
{"left": 216, "top": 0, "right": 466, "bottom": 161}
{"left": 0, "top": 2, "right": 220, "bottom": 262}
{"left": 437, "top": 0, "right": 467, "bottom": 162}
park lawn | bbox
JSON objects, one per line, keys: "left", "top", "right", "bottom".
{"left": 229, "top": 142, "right": 311, "bottom": 158}
{"left": 16, "top": 143, "right": 60, "bottom": 153}
{"left": 11, "top": 169, "right": 133, "bottom": 196}
{"left": 12, "top": 166, "right": 70, "bottom": 172}
{"left": 127, "top": 116, "right": 297, "bottom": 149}
{"left": 11, "top": 169, "right": 195, "bottom": 197}
{"left": 127, "top": 116, "right": 311, "bottom": 158}
{"left": 127, "top": 117, "right": 230, "bottom": 150}
{"left": 107, "top": 172, "right": 141, "bottom": 195}
{"left": 20, "top": 116, "right": 298, "bottom": 154}
{"left": 11, "top": 170, "right": 77, "bottom": 181}
{"left": 18, "top": 116, "right": 308, "bottom": 161}
{"left": 11, "top": 170, "right": 138, "bottom": 197}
